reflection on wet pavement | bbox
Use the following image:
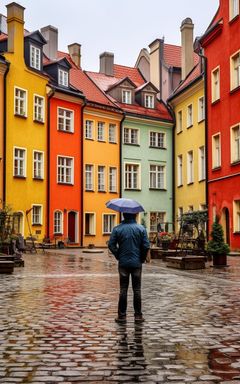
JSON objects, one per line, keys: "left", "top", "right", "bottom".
{"left": 0, "top": 252, "right": 240, "bottom": 383}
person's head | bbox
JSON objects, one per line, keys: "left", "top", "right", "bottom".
{"left": 123, "top": 212, "right": 136, "bottom": 221}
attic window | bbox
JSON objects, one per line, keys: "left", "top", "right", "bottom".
{"left": 30, "top": 45, "right": 41, "bottom": 70}
{"left": 58, "top": 69, "right": 69, "bottom": 87}
{"left": 122, "top": 90, "right": 132, "bottom": 104}
{"left": 145, "top": 94, "right": 154, "bottom": 109}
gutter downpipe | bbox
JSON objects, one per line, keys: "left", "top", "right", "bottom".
{"left": 80, "top": 99, "right": 86, "bottom": 247}
{"left": 3, "top": 62, "right": 10, "bottom": 205}
{"left": 166, "top": 100, "right": 176, "bottom": 232}
{"left": 119, "top": 112, "right": 126, "bottom": 223}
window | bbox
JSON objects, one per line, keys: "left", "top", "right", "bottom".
{"left": 124, "top": 128, "right": 139, "bottom": 145}
{"left": 85, "top": 164, "right": 94, "bottom": 191}
{"left": 149, "top": 165, "right": 165, "bottom": 189}
{"left": 33, "top": 151, "right": 44, "bottom": 179}
{"left": 122, "top": 90, "right": 131, "bottom": 104}
{"left": 57, "top": 156, "right": 73, "bottom": 184}
{"left": 14, "top": 147, "right": 26, "bottom": 177}
{"left": 149, "top": 131, "right": 165, "bottom": 148}
{"left": 54, "top": 211, "right": 63, "bottom": 234}
{"left": 198, "top": 146, "right": 206, "bottom": 181}
{"left": 58, "top": 69, "right": 68, "bottom": 87}
{"left": 198, "top": 97, "right": 205, "bottom": 122}
{"left": 109, "top": 167, "right": 117, "bottom": 192}
{"left": 187, "top": 151, "right": 194, "bottom": 184}
{"left": 109, "top": 124, "right": 117, "bottom": 143}
{"left": 212, "top": 134, "right": 221, "bottom": 168}
{"left": 230, "top": 0, "right": 239, "bottom": 20}
{"left": 58, "top": 108, "right": 74, "bottom": 132}
{"left": 150, "top": 212, "right": 165, "bottom": 232}
{"left": 145, "top": 94, "right": 154, "bottom": 108}
{"left": 177, "top": 110, "right": 183, "bottom": 133}
{"left": 188, "top": 205, "right": 194, "bottom": 212}
{"left": 212, "top": 67, "right": 220, "bottom": 102}
{"left": 187, "top": 104, "right": 193, "bottom": 127}
{"left": 85, "top": 213, "right": 95, "bottom": 235}
{"left": 103, "top": 214, "right": 116, "bottom": 234}
{"left": 32, "top": 205, "right": 42, "bottom": 225}
{"left": 231, "top": 125, "right": 240, "bottom": 162}
{"left": 14, "top": 87, "right": 27, "bottom": 117}
{"left": 98, "top": 166, "right": 105, "bottom": 191}
{"left": 30, "top": 45, "right": 41, "bottom": 70}
{"left": 97, "top": 122, "right": 105, "bottom": 141}
{"left": 233, "top": 200, "right": 240, "bottom": 232}
{"left": 125, "top": 163, "right": 140, "bottom": 190}
{"left": 231, "top": 51, "right": 240, "bottom": 90}
{"left": 85, "top": 120, "right": 94, "bottom": 139}
{"left": 34, "top": 95, "right": 44, "bottom": 122}
{"left": 177, "top": 155, "right": 183, "bottom": 186}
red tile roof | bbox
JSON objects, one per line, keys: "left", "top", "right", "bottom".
{"left": 169, "top": 59, "right": 202, "bottom": 98}
{"left": 164, "top": 43, "right": 199, "bottom": 68}
{"left": 113, "top": 64, "right": 145, "bottom": 86}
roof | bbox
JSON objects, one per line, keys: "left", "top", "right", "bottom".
{"left": 113, "top": 64, "right": 145, "bottom": 86}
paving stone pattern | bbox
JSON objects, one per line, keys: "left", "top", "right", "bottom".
{"left": 1, "top": 251, "right": 240, "bottom": 383}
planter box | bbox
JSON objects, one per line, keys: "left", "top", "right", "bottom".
{"left": 0, "top": 260, "right": 14, "bottom": 274}
{"left": 166, "top": 256, "right": 205, "bottom": 270}
{"left": 212, "top": 253, "right": 227, "bottom": 267}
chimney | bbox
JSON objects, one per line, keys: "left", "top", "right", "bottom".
{"left": 6, "top": 2, "right": 25, "bottom": 54}
{"left": 181, "top": 17, "right": 194, "bottom": 80}
{"left": 149, "top": 38, "right": 163, "bottom": 96}
{"left": 99, "top": 52, "right": 114, "bottom": 76}
{"left": 68, "top": 43, "right": 81, "bottom": 68}
{"left": 40, "top": 25, "right": 58, "bottom": 61}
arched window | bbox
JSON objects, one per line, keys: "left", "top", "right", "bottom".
{"left": 54, "top": 211, "right": 63, "bottom": 234}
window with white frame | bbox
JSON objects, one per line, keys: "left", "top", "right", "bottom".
{"left": 54, "top": 211, "right": 63, "bottom": 234}
{"left": 85, "top": 213, "right": 95, "bottom": 235}
{"left": 177, "top": 110, "right": 183, "bottom": 133}
{"left": 149, "top": 165, "right": 165, "bottom": 189}
{"left": 231, "top": 51, "right": 240, "bottom": 90}
{"left": 33, "top": 151, "right": 44, "bottom": 179}
{"left": 34, "top": 95, "right": 44, "bottom": 122}
{"left": 58, "top": 69, "right": 69, "bottom": 87}
{"left": 187, "top": 104, "right": 193, "bottom": 127}
{"left": 187, "top": 150, "right": 194, "bottom": 184}
{"left": 198, "top": 146, "right": 206, "bottom": 181}
{"left": 230, "top": 0, "right": 239, "bottom": 20}
{"left": 85, "top": 164, "right": 94, "bottom": 191}
{"left": 98, "top": 166, "right": 105, "bottom": 191}
{"left": 145, "top": 94, "right": 154, "bottom": 108}
{"left": 212, "top": 134, "right": 221, "bottom": 168}
{"left": 103, "top": 214, "right": 116, "bottom": 234}
{"left": 149, "top": 131, "right": 165, "bottom": 148}
{"left": 97, "top": 122, "right": 105, "bottom": 141}
{"left": 125, "top": 163, "right": 140, "bottom": 189}
{"left": 109, "top": 124, "right": 117, "bottom": 143}
{"left": 231, "top": 124, "right": 240, "bottom": 162}
{"left": 198, "top": 97, "right": 205, "bottom": 122}
{"left": 177, "top": 155, "right": 183, "bottom": 186}
{"left": 57, "top": 156, "right": 73, "bottom": 184}
{"left": 32, "top": 205, "right": 42, "bottom": 225}
{"left": 122, "top": 90, "right": 132, "bottom": 104}
{"left": 58, "top": 108, "right": 73, "bottom": 132}
{"left": 109, "top": 167, "right": 117, "bottom": 192}
{"left": 30, "top": 45, "right": 41, "bottom": 70}
{"left": 15, "top": 87, "right": 27, "bottom": 117}
{"left": 85, "top": 120, "right": 94, "bottom": 139}
{"left": 150, "top": 212, "right": 166, "bottom": 232}
{"left": 212, "top": 67, "right": 220, "bottom": 102}
{"left": 233, "top": 200, "right": 240, "bottom": 232}
{"left": 124, "top": 128, "right": 139, "bottom": 145}
{"left": 14, "top": 148, "right": 26, "bottom": 177}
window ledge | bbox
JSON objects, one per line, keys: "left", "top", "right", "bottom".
{"left": 229, "top": 14, "right": 239, "bottom": 25}
{"left": 230, "top": 85, "right": 240, "bottom": 95}
{"left": 233, "top": 231, "right": 240, "bottom": 235}
{"left": 231, "top": 160, "right": 240, "bottom": 166}
{"left": 149, "top": 188, "right": 167, "bottom": 191}
{"left": 32, "top": 224, "right": 42, "bottom": 227}
{"left": 97, "top": 140, "right": 106, "bottom": 143}
{"left": 123, "top": 143, "right": 140, "bottom": 147}
{"left": 109, "top": 141, "right": 117, "bottom": 144}
{"left": 177, "top": 184, "right": 183, "bottom": 188}
{"left": 187, "top": 124, "right": 193, "bottom": 129}
{"left": 124, "top": 188, "right": 141, "bottom": 191}
{"left": 211, "top": 99, "right": 220, "bottom": 106}
{"left": 212, "top": 166, "right": 221, "bottom": 171}
{"left": 198, "top": 118, "right": 205, "bottom": 124}
{"left": 14, "top": 175, "right": 26, "bottom": 179}
{"left": 109, "top": 191, "right": 118, "bottom": 194}
{"left": 149, "top": 146, "right": 166, "bottom": 150}
{"left": 198, "top": 178, "right": 206, "bottom": 183}
{"left": 103, "top": 233, "right": 111, "bottom": 236}
{"left": 187, "top": 182, "right": 194, "bottom": 186}
{"left": 14, "top": 113, "right": 27, "bottom": 119}
{"left": 177, "top": 130, "right": 183, "bottom": 135}
{"left": 33, "top": 177, "right": 44, "bottom": 181}
{"left": 85, "top": 137, "right": 94, "bottom": 141}
{"left": 34, "top": 119, "right": 45, "bottom": 125}
{"left": 98, "top": 190, "right": 106, "bottom": 193}
{"left": 85, "top": 189, "right": 95, "bottom": 192}
{"left": 84, "top": 234, "right": 96, "bottom": 236}
{"left": 58, "top": 129, "right": 74, "bottom": 134}
{"left": 57, "top": 182, "right": 74, "bottom": 186}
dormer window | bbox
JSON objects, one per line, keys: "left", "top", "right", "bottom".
{"left": 30, "top": 45, "right": 41, "bottom": 70}
{"left": 122, "top": 90, "right": 132, "bottom": 104}
{"left": 145, "top": 94, "right": 154, "bottom": 109}
{"left": 58, "top": 69, "right": 69, "bottom": 87}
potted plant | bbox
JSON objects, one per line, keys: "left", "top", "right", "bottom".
{"left": 159, "top": 231, "right": 172, "bottom": 250}
{"left": 207, "top": 217, "right": 230, "bottom": 267}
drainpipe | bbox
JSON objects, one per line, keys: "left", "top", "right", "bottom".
{"left": 3, "top": 62, "right": 10, "bottom": 205}
{"left": 166, "top": 101, "right": 176, "bottom": 231}
{"left": 119, "top": 112, "right": 126, "bottom": 223}
{"left": 80, "top": 99, "right": 86, "bottom": 247}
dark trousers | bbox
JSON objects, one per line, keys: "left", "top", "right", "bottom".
{"left": 118, "top": 266, "right": 142, "bottom": 317}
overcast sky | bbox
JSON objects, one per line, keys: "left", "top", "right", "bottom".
{"left": 0, "top": 0, "right": 219, "bottom": 71}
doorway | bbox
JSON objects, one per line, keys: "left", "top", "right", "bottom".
{"left": 222, "top": 207, "right": 230, "bottom": 245}
{"left": 68, "top": 211, "right": 77, "bottom": 243}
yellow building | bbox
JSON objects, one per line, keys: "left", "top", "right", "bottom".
{"left": 0, "top": 55, "right": 8, "bottom": 207}
{"left": 1, "top": 3, "right": 49, "bottom": 238}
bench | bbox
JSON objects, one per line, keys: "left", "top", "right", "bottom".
{"left": 166, "top": 255, "right": 205, "bottom": 270}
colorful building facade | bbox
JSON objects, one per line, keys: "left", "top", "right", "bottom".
{"left": 0, "top": 54, "right": 8, "bottom": 207}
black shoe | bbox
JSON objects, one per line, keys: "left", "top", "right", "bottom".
{"left": 134, "top": 315, "right": 145, "bottom": 323}
{"left": 115, "top": 316, "right": 126, "bottom": 323}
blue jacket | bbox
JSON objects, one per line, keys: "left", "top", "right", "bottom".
{"left": 108, "top": 219, "right": 150, "bottom": 268}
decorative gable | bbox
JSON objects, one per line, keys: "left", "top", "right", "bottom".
{"left": 135, "top": 82, "right": 158, "bottom": 109}
{"left": 24, "top": 31, "right": 46, "bottom": 72}
{"left": 107, "top": 77, "right": 136, "bottom": 104}
{"left": 44, "top": 57, "right": 71, "bottom": 88}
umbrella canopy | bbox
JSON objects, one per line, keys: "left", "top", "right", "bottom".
{"left": 106, "top": 198, "right": 144, "bottom": 213}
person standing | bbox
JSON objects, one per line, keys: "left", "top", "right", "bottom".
{"left": 108, "top": 212, "right": 150, "bottom": 323}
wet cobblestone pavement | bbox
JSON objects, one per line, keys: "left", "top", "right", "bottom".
{"left": 1, "top": 251, "right": 240, "bottom": 383}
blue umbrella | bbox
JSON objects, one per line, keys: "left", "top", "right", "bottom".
{"left": 106, "top": 198, "right": 144, "bottom": 213}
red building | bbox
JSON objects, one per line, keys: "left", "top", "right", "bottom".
{"left": 200, "top": 0, "right": 240, "bottom": 250}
